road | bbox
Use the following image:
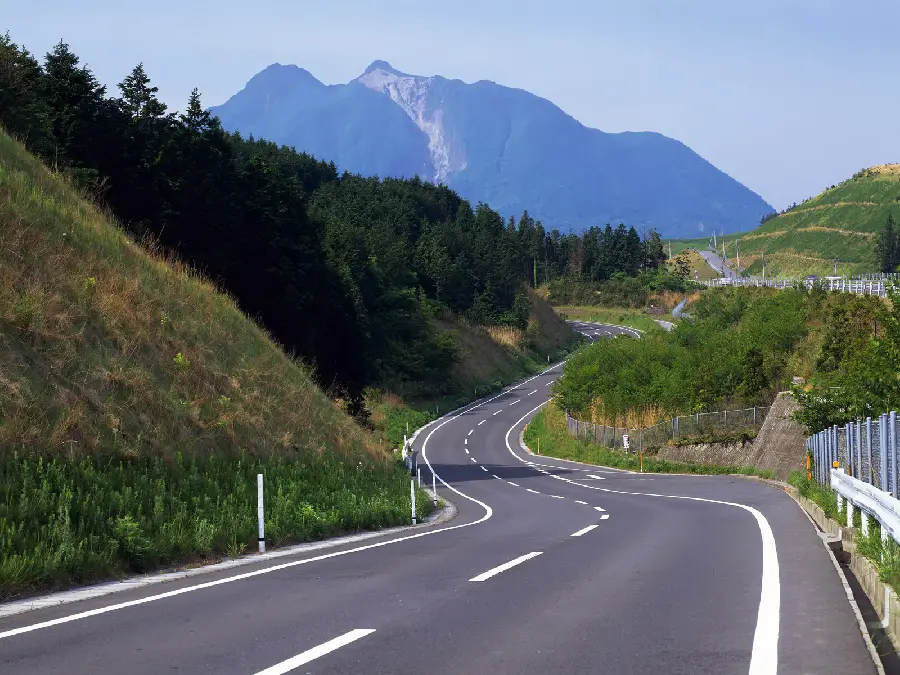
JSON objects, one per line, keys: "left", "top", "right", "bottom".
{"left": 0, "top": 322, "right": 877, "bottom": 674}
{"left": 700, "top": 249, "right": 739, "bottom": 279}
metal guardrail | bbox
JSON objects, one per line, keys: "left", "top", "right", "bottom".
{"left": 566, "top": 406, "right": 770, "bottom": 451}
{"left": 704, "top": 277, "right": 894, "bottom": 297}
{"left": 808, "top": 412, "right": 900, "bottom": 542}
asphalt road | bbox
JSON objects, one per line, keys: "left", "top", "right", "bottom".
{"left": 700, "top": 249, "right": 739, "bottom": 279}
{"left": 0, "top": 322, "right": 878, "bottom": 674}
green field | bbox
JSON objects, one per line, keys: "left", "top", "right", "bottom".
{"left": 671, "top": 166, "right": 900, "bottom": 277}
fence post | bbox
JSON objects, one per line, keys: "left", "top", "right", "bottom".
{"left": 856, "top": 420, "right": 862, "bottom": 481}
{"left": 845, "top": 423, "right": 853, "bottom": 478}
{"left": 866, "top": 417, "right": 873, "bottom": 485}
{"left": 753, "top": 407, "right": 757, "bottom": 427}
{"left": 881, "top": 413, "right": 889, "bottom": 492}
{"left": 891, "top": 411, "right": 898, "bottom": 499}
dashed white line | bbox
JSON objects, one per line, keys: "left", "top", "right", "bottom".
{"left": 470, "top": 552, "right": 543, "bottom": 582}
{"left": 254, "top": 629, "right": 376, "bottom": 674}
{"left": 571, "top": 525, "right": 600, "bottom": 537}
{"left": 575, "top": 500, "right": 589, "bottom": 505}
{"left": 527, "top": 389, "right": 538, "bottom": 395}
{"left": 492, "top": 410, "right": 502, "bottom": 416}
{"left": 465, "top": 448, "right": 469, "bottom": 454}
{"left": 470, "top": 458, "right": 477, "bottom": 463}
{"left": 464, "top": 438, "right": 467, "bottom": 445}
{"left": 509, "top": 400, "right": 520, "bottom": 406}
{"left": 468, "top": 430, "right": 474, "bottom": 436}
{"left": 587, "top": 474, "right": 606, "bottom": 480}
{"left": 526, "top": 488, "right": 540, "bottom": 494}
{"left": 508, "top": 482, "right": 520, "bottom": 487}
{"left": 478, "top": 420, "right": 486, "bottom": 426}
{"left": 492, "top": 474, "right": 501, "bottom": 479}
{"left": 599, "top": 514, "right": 610, "bottom": 520}
{"left": 480, "top": 466, "right": 488, "bottom": 472}
{"left": 548, "top": 494, "right": 564, "bottom": 499}
{"left": 594, "top": 506, "right": 606, "bottom": 513}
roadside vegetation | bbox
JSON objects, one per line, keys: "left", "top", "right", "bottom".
{"left": 523, "top": 405, "right": 772, "bottom": 477}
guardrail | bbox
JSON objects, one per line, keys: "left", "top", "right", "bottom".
{"left": 565, "top": 406, "right": 770, "bottom": 451}
{"left": 704, "top": 277, "right": 894, "bottom": 297}
{"left": 808, "top": 412, "right": 900, "bottom": 542}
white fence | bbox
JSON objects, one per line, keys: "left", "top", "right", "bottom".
{"left": 704, "top": 276, "right": 896, "bottom": 297}
{"left": 808, "top": 413, "right": 900, "bottom": 544}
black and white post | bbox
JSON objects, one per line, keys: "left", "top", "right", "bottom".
{"left": 257, "top": 473, "right": 265, "bottom": 554}
{"left": 432, "top": 469, "right": 437, "bottom": 507}
{"left": 410, "top": 477, "right": 417, "bottom": 525}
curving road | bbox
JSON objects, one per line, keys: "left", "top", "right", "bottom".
{"left": 0, "top": 322, "right": 877, "bottom": 674}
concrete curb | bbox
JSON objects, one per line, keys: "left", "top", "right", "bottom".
{"left": 0, "top": 493, "right": 458, "bottom": 620}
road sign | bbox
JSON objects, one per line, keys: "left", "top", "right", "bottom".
{"left": 623, "top": 434, "right": 630, "bottom": 449}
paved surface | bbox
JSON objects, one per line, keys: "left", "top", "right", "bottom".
{"left": 700, "top": 249, "right": 739, "bottom": 279}
{"left": 0, "top": 322, "right": 878, "bottom": 674}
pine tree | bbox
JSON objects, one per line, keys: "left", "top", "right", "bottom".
{"left": 877, "top": 214, "right": 899, "bottom": 273}
{"left": 118, "top": 63, "right": 167, "bottom": 119}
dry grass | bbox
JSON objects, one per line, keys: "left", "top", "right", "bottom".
{"left": 0, "top": 131, "right": 379, "bottom": 460}
{"left": 486, "top": 325, "right": 525, "bottom": 350}
{"left": 795, "top": 226, "right": 876, "bottom": 238}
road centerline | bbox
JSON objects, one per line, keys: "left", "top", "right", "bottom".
{"left": 470, "top": 552, "right": 543, "bottom": 582}
{"left": 570, "top": 525, "right": 599, "bottom": 537}
{"left": 254, "top": 629, "right": 376, "bottom": 674}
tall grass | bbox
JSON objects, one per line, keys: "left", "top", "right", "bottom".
{"left": 0, "top": 451, "right": 431, "bottom": 599}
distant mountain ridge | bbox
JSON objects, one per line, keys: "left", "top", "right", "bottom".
{"left": 210, "top": 61, "right": 773, "bottom": 237}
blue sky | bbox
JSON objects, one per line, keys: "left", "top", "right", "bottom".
{"left": 7, "top": 0, "right": 900, "bottom": 210}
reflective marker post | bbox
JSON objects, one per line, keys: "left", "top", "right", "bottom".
{"left": 257, "top": 473, "right": 265, "bottom": 554}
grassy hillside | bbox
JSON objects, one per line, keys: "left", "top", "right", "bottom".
{"left": 0, "top": 131, "right": 430, "bottom": 598}
{"left": 734, "top": 165, "right": 900, "bottom": 276}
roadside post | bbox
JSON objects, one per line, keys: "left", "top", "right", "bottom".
{"left": 257, "top": 473, "right": 265, "bottom": 554}
{"left": 408, "top": 450, "right": 419, "bottom": 525}
{"left": 432, "top": 469, "right": 437, "bottom": 507}
{"left": 418, "top": 466, "right": 422, "bottom": 488}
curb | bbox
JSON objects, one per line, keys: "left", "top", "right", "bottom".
{"left": 0, "top": 493, "right": 458, "bottom": 621}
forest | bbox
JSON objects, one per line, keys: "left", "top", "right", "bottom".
{"left": 0, "top": 35, "right": 672, "bottom": 408}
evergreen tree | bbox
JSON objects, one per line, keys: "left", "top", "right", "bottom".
{"left": 877, "top": 213, "right": 900, "bottom": 273}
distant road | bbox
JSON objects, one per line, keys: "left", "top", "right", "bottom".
{"left": 0, "top": 322, "right": 877, "bottom": 675}
{"left": 699, "top": 249, "right": 739, "bottom": 279}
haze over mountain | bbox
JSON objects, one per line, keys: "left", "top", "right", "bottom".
{"left": 211, "top": 61, "right": 773, "bottom": 237}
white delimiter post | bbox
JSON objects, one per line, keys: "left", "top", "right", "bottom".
{"left": 432, "top": 469, "right": 437, "bottom": 507}
{"left": 410, "top": 479, "right": 417, "bottom": 525}
{"left": 257, "top": 473, "right": 266, "bottom": 554}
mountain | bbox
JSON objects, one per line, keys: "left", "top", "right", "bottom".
{"left": 211, "top": 61, "right": 773, "bottom": 237}
{"left": 724, "top": 165, "right": 900, "bottom": 277}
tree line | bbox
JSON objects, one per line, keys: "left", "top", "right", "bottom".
{"left": 0, "top": 34, "right": 670, "bottom": 406}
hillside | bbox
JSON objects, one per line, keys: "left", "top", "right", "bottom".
{"left": 211, "top": 61, "right": 773, "bottom": 238}
{"left": 0, "top": 130, "right": 430, "bottom": 598}
{"left": 728, "top": 165, "right": 900, "bottom": 277}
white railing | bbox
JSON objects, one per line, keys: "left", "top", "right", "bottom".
{"left": 831, "top": 469, "right": 900, "bottom": 543}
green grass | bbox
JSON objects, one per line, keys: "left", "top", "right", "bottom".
{"left": 552, "top": 306, "right": 664, "bottom": 333}
{"left": 731, "top": 166, "right": 900, "bottom": 276}
{"left": 523, "top": 405, "right": 773, "bottom": 478}
{"left": 0, "top": 130, "right": 431, "bottom": 597}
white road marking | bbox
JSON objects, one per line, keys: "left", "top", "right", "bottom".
{"left": 548, "top": 495, "right": 564, "bottom": 499}
{"left": 478, "top": 420, "right": 486, "bottom": 426}
{"left": 465, "top": 448, "right": 469, "bottom": 454}
{"left": 492, "top": 410, "right": 502, "bottom": 416}
{"left": 464, "top": 438, "right": 467, "bottom": 445}
{"left": 502, "top": 401, "right": 781, "bottom": 675}
{"left": 492, "top": 475, "right": 501, "bottom": 479}
{"left": 527, "top": 389, "right": 538, "bottom": 395}
{"left": 508, "top": 482, "right": 520, "bottom": 487}
{"left": 539, "top": 470, "right": 550, "bottom": 474}
{"left": 587, "top": 474, "right": 606, "bottom": 480}
{"left": 509, "top": 399, "right": 520, "bottom": 406}
{"left": 594, "top": 506, "right": 606, "bottom": 512}
{"left": 470, "top": 552, "right": 543, "bottom": 582}
{"left": 254, "top": 629, "right": 376, "bottom": 674}
{"left": 575, "top": 500, "right": 589, "bottom": 505}
{"left": 468, "top": 430, "right": 473, "bottom": 436}
{"left": 599, "top": 514, "right": 610, "bottom": 520}
{"left": 526, "top": 488, "right": 540, "bottom": 494}
{"left": 481, "top": 466, "right": 488, "bottom": 472}
{"left": 571, "top": 525, "right": 600, "bottom": 537}
{"left": 470, "top": 458, "right": 477, "bottom": 463}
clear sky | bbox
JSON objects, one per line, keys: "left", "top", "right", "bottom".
{"left": 6, "top": 0, "right": 900, "bottom": 210}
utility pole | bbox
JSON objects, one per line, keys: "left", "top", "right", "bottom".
{"left": 736, "top": 241, "right": 741, "bottom": 271}
{"left": 668, "top": 240, "right": 672, "bottom": 259}
{"left": 721, "top": 232, "right": 726, "bottom": 259}
{"left": 713, "top": 230, "right": 718, "bottom": 252}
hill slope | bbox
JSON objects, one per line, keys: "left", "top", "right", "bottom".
{"left": 0, "top": 130, "right": 429, "bottom": 597}
{"left": 732, "top": 165, "right": 900, "bottom": 276}
{"left": 211, "top": 61, "right": 773, "bottom": 238}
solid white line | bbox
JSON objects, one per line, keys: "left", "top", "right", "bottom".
{"left": 470, "top": 552, "right": 542, "bottom": 582}
{"left": 478, "top": 420, "right": 486, "bottom": 426}
{"left": 502, "top": 402, "right": 781, "bottom": 675}
{"left": 526, "top": 488, "right": 540, "bottom": 494}
{"left": 481, "top": 466, "right": 488, "bottom": 472}
{"left": 571, "top": 525, "right": 600, "bottom": 537}
{"left": 594, "top": 506, "right": 606, "bottom": 513}
{"left": 575, "top": 500, "right": 588, "bottom": 505}
{"left": 508, "top": 482, "right": 520, "bottom": 487}
{"left": 254, "top": 629, "right": 376, "bottom": 674}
